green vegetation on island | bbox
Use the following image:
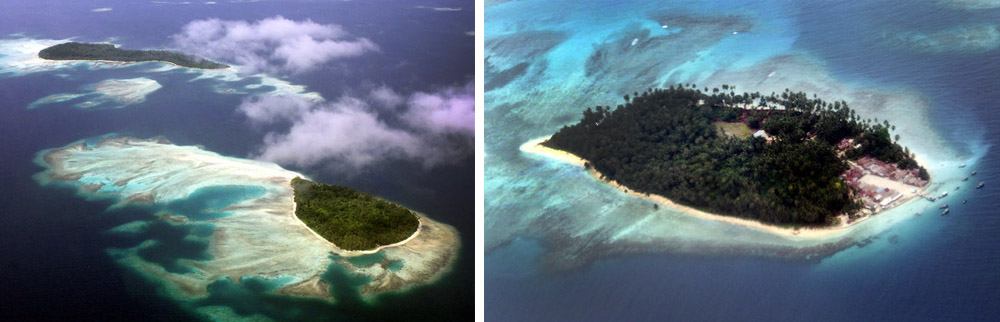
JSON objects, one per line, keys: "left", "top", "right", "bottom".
{"left": 290, "top": 177, "right": 419, "bottom": 251}
{"left": 544, "top": 84, "right": 928, "bottom": 226}
{"left": 38, "top": 42, "right": 228, "bottom": 69}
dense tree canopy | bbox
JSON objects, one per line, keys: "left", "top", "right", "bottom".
{"left": 544, "top": 85, "right": 926, "bottom": 226}
{"left": 291, "top": 177, "right": 419, "bottom": 251}
{"left": 39, "top": 42, "right": 228, "bottom": 69}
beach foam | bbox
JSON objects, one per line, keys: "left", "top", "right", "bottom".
{"left": 0, "top": 38, "right": 121, "bottom": 75}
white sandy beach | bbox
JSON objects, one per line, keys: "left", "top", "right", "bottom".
{"left": 289, "top": 199, "right": 423, "bottom": 256}
{"left": 521, "top": 136, "right": 925, "bottom": 239}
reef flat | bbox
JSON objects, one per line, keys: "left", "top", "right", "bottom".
{"left": 35, "top": 136, "right": 459, "bottom": 301}
{"left": 0, "top": 37, "right": 114, "bottom": 75}
{"left": 0, "top": 37, "right": 323, "bottom": 103}
{"left": 878, "top": 23, "right": 1000, "bottom": 53}
{"left": 29, "top": 77, "right": 162, "bottom": 109}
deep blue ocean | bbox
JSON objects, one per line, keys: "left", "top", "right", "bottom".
{"left": 486, "top": 1, "right": 1000, "bottom": 321}
{"left": 0, "top": 0, "right": 472, "bottom": 321}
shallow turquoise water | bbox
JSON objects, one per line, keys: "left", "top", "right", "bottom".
{"left": 0, "top": 1, "right": 474, "bottom": 319}
{"left": 346, "top": 252, "right": 385, "bottom": 267}
{"left": 486, "top": 0, "right": 999, "bottom": 320}
{"left": 163, "top": 185, "right": 266, "bottom": 221}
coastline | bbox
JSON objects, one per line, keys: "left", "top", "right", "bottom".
{"left": 37, "top": 57, "right": 233, "bottom": 71}
{"left": 288, "top": 195, "right": 423, "bottom": 256}
{"left": 2, "top": 37, "right": 326, "bottom": 103}
{"left": 520, "top": 136, "right": 923, "bottom": 239}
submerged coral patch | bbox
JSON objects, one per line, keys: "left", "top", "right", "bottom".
{"left": 29, "top": 77, "right": 162, "bottom": 109}
{"left": 877, "top": 24, "right": 1000, "bottom": 53}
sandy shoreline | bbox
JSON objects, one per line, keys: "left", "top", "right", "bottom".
{"left": 288, "top": 195, "right": 423, "bottom": 256}
{"left": 37, "top": 57, "right": 233, "bottom": 71}
{"left": 521, "top": 136, "right": 923, "bottom": 239}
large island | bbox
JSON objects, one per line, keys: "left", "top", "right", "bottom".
{"left": 38, "top": 42, "right": 228, "bottom": 69}
{"left": 529, "top": 85, "right": 930, "bottom": 236}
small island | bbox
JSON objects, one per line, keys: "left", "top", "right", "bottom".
{"left": 38, "top": 42, "right": 228, "bottom": 69}
{"left": 35, "top": 136, "right": 459, "bottom": 301}
{"left": 290, "top": 177, "right": 420, "bottom": 251}
{"left": 535, "top": 84, "right": 929, "bottom": 232}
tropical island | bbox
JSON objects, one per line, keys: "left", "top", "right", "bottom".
{"left": 531, "top": 84, "right": 930, "bottom": 233}
{"left": 35, "top": 136, "right": 459, "bottom": 300}
{"left": 38, "top": 42, "right": 228, "bottom": 69}
{"left": 290, "top": 177, "right": 420, "bottom": 251}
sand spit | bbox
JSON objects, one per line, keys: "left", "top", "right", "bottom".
{"left": 35, "top": 136, "right": 458, "bottom": 301}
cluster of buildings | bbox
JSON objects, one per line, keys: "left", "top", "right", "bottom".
{"left": 855, "top": 156, "right": 928, "bottom": 186}
{"left": 841, "top": 157, "right": 926, "bottom": 218}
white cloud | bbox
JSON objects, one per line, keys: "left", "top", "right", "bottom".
{"left": 258, "top": 98, "right": 423, "bottom": 169}
{"left": 91, "top": 7, "right": 113, "bottom": 12}
{"left": 405, "top": 83, "right": 475, "bottom": 135}
{"left": 239, "top": 83, "right": 475, "bottom": 171}
{"left": 171, "top": 16, "right": 378, "bottom": 74}
{"left": 237, "top": 94, "right": 312, "bottom": 125}
{"left": 369, "top": 85, "right": 404, "bottom": 108}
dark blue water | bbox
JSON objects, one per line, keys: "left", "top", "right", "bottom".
{"left": 486, "top": 1, "right": 1000, "bottom": 321}
{"left": 0, "top": 0, "right": 472, "bottom": 320}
